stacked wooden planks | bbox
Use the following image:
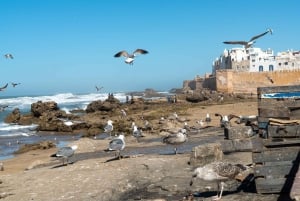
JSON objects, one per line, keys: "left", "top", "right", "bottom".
{"left": 253, "top": 85, "right": 300, "bottom": 194}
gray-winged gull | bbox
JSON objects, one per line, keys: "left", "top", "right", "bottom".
{"left": 0, "top": 83, "right": 8, "bottom": 91}
{"left": 114, "top": 49, "right": 148, "bottom": 65}
{"left": 190, "top": 161, "right": 248, "bottom": 200}
{"left": 107, "top": 134, "right": 126, "bottom": 159}
{"left": 223, "top": 28, "right": 273, "bottom": 49}
{"left": 11, "top": 82, "right": 21, "bottom": 87}
{"left": 104, "top": 120, "right": 114, "bottom": 137}
{"left": 4, "top": 53, "right": 14, "bottom": 59}
{"left": 50, "top": 145, "right": 78, "bottom": 165}
{"left": 132, "top": 125, "right": 144, "bottom": 142}
{"left": 162, "top": 130, "right": 187, "bottom": 154}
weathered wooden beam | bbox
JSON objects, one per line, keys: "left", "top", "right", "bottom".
{"left": 252, "top": 147, "right": 299, "bottom": 163}
{"left": 258, "top": 108, "right": 290, "bottom": 118}
{"left": 258, "top": 99, "right": 300, "bottom": 109}
{"left": 258, "top": 85, "right": 300, "bottom": 94}
{"left": 220, "top": 139, "right": 253, "bottom": 153}
{"left": 268, "top": 125, "right": 300, "bottom": 138}
{"left": 254, "top": 164, "right": 293, "bottom": 178}
{"left": 224, "top": 126, "right": 253, "bottom": 140}
{"left": 255, "top": 177, "right": 290, "bottom": 193}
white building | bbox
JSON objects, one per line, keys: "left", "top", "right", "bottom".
{"left": 212, "top": 47, "right": 300, "bottom": 75}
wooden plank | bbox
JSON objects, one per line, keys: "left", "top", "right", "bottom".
{"left": 255, "top": 177, "right": 291, "bottom": 193}
{"left": 290, "top": 163, "right": 300, "bottom": 201}
{"left": 258, "top": 85, "right": 300, "bottom": 95}
{"left": 220, "top": 139, "right": 253, "bottom": 153}
{"left": 225, "top": 126, "right": 254, "bottom": 140}
{"left": 258, "top": 108, "right": 290, "bottom": 118}
{"left": 254, "top": 164, "right": 293, "bottom": 178}
{"left": 251, "top": 137, "right": 264, "bottom": 152}
{"left": 268, "top": 125, "right": 300, "bottom": 138}
{"left": 252, "top": 147, "right": 299, "bottom": 163}
{"left": 263, "top": 139, "right": 300, "bottom": 147}
{"left": 258, "top": 99, "right": 300, "bottom": 109}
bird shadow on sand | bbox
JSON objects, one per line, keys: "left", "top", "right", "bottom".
{"left": 50, "top": 161, "right": 75, "bottom": 169}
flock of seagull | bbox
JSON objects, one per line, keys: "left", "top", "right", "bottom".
{"left": 3, "top": 30, "right": 271, "bottom": 199}
{"left": 50, "top": 110, "right": 255, "bottom": 200}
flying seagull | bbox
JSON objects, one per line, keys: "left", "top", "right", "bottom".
{"left": 0, "top": 83, "right": 8, "bottom": 91}
{"left": 4, "top": 54, "right": 14, "bottom": 59}
{"left": 114, "top": 49, "right": 148, "bottom": 65}
{"left": 95, "top": 85, "right": 103, "bottom": 92}
{"left": 11, "top": 82, "right": 21, "bottom": 87}
{"left": 190, "top": 161, "right": 249, "bottom": 200}
{"left": 50, "top": 145, "right": 78, "bottom": 165}
{"left": 107, "top": 134, "right": 126, "bottom": 159}
{"left": 223, "top": 28, "right": 273, "bottom": 49}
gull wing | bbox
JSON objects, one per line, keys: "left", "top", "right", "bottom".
{"left": 223, "top": 41, "right": 248, "bottom": 46}
{"left": 249, "top": 29, "right": 271, "bottom": 42}
{"left": 114, "top": 51, "right": 129, "bottom": 58}
{"left": 109, "top": 138, "right": 124, "bottom": 150}
{"left": 0, "top": 83, "right": 8, "bottom": 91}
{"left": 133, "top": 49, "right": 148, "bottom": 56}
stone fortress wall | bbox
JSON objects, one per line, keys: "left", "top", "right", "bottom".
{"left": 183, "top": 70, "right": 300, "bottom": 94}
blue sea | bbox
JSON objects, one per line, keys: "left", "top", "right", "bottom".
{"left": 0, "top": 92, "right": 134, "bottom": 161}
{"left": 0, "top": 92, "right": 172, "bottom": 161}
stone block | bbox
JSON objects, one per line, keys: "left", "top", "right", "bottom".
{"left": 189, "top": 143, "right": 223, "bottom": 167}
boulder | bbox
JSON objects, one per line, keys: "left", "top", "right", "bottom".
{"left": 4, "top": 108, "right": 21, "bottom": 123}
{"left": 31, "top": 101, "right": 59, "bottom": 117}
{"left": 189, "top": 143, "right": 223, "bottom": 167}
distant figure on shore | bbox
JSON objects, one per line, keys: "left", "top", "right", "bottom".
{"left": 4, "top": 53, "right": 14, "bottom": 59}
{"left": 0, "top": 83, "right": 8, "bottom": 91}
{"left": 114, "top": 49, "right": 148, "bottom": 65}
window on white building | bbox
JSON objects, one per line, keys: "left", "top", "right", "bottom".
{"left": 269, "top": 65, "right": 274, "bottom": 71}
{"left": 259, "top": 65, "right": 264, "bottom": 72}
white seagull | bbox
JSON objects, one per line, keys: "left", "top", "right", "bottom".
{"left": 104, "top": 120, "right": 114, "bottom": 137}
{"left": 162, "top": 130, "right": 187, "bottom": 154}
{"left": 114, "top": 49, "right": 148, "bottom": 65}
{"left": 4, "top": 53, "right": 14, "bottom": 59}
{"left": 50, "top": 145, "right": 78, "bottom": 165}
{"left": 108, "top": 134, "right": 126, "bottom": 159}
{"left": 223, "top": 28, "right": 273, "bottom": 49}
{"left": 190, "top": 161, "right": 248, "bottom": 200}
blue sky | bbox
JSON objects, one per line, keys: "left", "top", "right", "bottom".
{"left": 0, "top": 0, "right": 299, "bottom": 96}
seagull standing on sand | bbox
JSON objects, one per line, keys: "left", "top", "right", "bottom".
{"left": 4, "top": 54, "right": 14, "bottom": 59}
{"left": 50, "top": 145, "right": 78, "bottom": 165}
{"left": 190, "top": 161, "right": 248, "bottom": 200}
{"left": 104, "top": 120, "right": 114, "bottom": 137}
{"left": 162, "top": 130, "right": 187, "bottom": 154}
{"left": 114, "top": 49, "right": 148, "bottom": 65}
{"left": 107, "top": 134, "right": 126, "bottom": 159}
{"left": 0, "top": 83, "right": 8, "bottom": 91}
{"left": 223, "top": 28, "right": 273, "bottom": 49}
{"left": 132, "top": 125, "right": 144, "bottom": 142}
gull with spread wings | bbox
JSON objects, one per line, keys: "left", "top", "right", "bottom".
{"left": 223, "top": 28, "right": 273, "bottom": 49}
{"left": 114, "top": 49, "right": 148, "bottom": 65}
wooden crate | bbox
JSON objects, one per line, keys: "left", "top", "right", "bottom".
{"left": 252, "top": 138, "right": 300, "bottom": 193}
{"left": 257, "top": 85, "right": 300, "bottom": 120}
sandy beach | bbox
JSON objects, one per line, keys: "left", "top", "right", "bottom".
{"left": 0, "top": 99, "right": 286, "bottom": 201}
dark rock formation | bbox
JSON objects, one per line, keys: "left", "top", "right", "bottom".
{"left": 31, "top": 101, "right": 59, "bottom": 117}
{"left": 4, "top": 108, "right": 21, "bottom": 123}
